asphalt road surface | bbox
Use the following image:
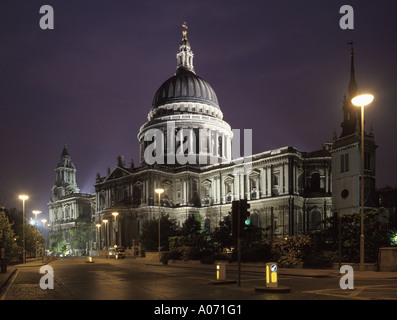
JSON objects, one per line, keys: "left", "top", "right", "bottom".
{"left": 2, "top": 258, "right": 397, "bottom": 302}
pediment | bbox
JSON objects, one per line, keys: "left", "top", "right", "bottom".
{"left": 104, "top": 166, "right": 132, "bottom": 182}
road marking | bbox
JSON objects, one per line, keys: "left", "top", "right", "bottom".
{"left": 303, "top": 284, "right": 397, "bottom": 300}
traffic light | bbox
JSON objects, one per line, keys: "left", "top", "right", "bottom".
{"left": 231, "top": 200, "right": 240, "bottom": 239}
{"left": 231, "top": 199, "right": 251, "bottom": 239}
{"left": 240, "top": 199, "right": 251, "bottom": 229}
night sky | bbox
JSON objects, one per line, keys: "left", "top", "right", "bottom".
{"left": 1, "top": 0, "right": 397, "bottom": 220}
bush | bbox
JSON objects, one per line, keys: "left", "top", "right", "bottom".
{"left": 168, "top": 246, "right": 202, "bottom": 261}
{"left": 269, "top": 234, "right": 312, "bottom": 268}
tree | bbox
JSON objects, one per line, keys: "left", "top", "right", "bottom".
{"left": 0, "top": 209, "right": 20, "bottom": 262}
{"left": 49, "top": 231, "right": 67, "bottom": 255}
{"left": 25, "top": 224, "right": 45, "bottom": 258}
{"left": 320, "top": 207, "right": 390, "bottom": 263}
{"left": 69, "top": 216, "right": 95, "bottom": 255}
{"left": 140, "top": 214, "right": 179, "bottom": 251}
{"left": 178, "top": 214, "right": 208, "bottom": 248}
{"left": 211, "top": 213, "right": 233, "bottom": 249}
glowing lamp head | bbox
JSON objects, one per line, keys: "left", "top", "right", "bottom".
{"left": 351, "top": 94, "right": 374, "bottom": 107}
{"left": 155, "top": 188, "right": 165, "bottom": 194}
{"left": 112, "top": 212, "right": 119, "bottom": 217}
{"left": 19, "top": 195, "right": 29, "bottom": 200}
{"left": 103, "top": 219, "right": 108, "bottom": 223}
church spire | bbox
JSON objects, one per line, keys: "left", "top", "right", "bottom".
{"left": 340, "top": 41, "right": 360, "bottom": 138}
{"left": 176, "top": 22, "right": 195, "bottom": 74}
{"left": 347, "top": 41, "right": 357, "bottom": 99}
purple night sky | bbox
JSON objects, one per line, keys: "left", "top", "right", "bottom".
{"left": 1, "top": 0, "right": 397, "bottom": 220}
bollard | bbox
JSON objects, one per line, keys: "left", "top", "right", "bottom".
{"left": 255, "top": 262, "right": 290, "bottom": 293}
{"left": 86, "top": 256, "right": 94, "bottom": 263}
{"left": 208, "top": 262, "right": 236, "bottom": 285}
{"left": 216, "top": 263, "right": 226, "bottom": 281}
{"left": 266, "top": 262, "right": 278, "bottom": 288}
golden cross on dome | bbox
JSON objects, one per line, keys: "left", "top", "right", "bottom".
{"left": 182, "top": 21, "right": 188, "bottom": 40}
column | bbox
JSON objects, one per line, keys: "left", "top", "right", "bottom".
{"left": 240, "top": 173, "right": 244, "bottom": 199}
{"left": 212, "top": 178, "right": 216, "bottom": 204}
{"left": 234, "top": 174, "right": 239, "bottom": 200}
{"left": 189, "top": 128, "right": 194, "bottom": 154}
{"left": 325, "top": 166, "right": 329, "bottom": 193}
{"left": 281, "top": 163, "right": 285, "bottom": 194}
{"left": 245, "top": 174, "right": 250, "bottom": 200}
{"left": 260, "top": 168, "right": 266, "bottom": 197}
{"left": 221, "top": 177, "right": 225, "bottom": 203}
{"left": 183, "top": 179, "right": 187, "bottom": 205}
{"left": 285, "top": 162, "right": 289, "bottom": 194}
{"left": 266, "top": 165, "right": 272, "bottom": 196}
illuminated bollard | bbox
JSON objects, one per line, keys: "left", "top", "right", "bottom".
{"left": 86, "top": 256, "right": 94, "bottom": 263}
{"left": 266, "top": 262, "right": 278, "bottom": 288}
{"left": 216, "top": 263, "right": 226, "bottom": 281}
{"left": 208, "top": 262, "right": 236, "bottom": 285}
{"left": 255, "top": 262, "right": 290, "bottom": 293}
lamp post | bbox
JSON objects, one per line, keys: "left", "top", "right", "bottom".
{"left": 41, "top": 219, "right": 47, "bottom": 257}
{"left": 32, "top": 210, "right": 41, "bottom": 229}
{"left": 19, "top": 195, "right": 29, "bottom": 264}
{"left": 103, "top": 219, "right": 108, "bottom": 257}
{"left": 32, "top": 210, "right": 41, "bottom": 259}
{"left": 96, "top": 224, "right": 101, "bottom": 249}
{"left": 112, "top": 212, "right": 119, "bottom": 247}
{"left": 352, "top": 93, "right": 374, "bottom": 271}
{"left": 155, "top": 188, "right": 164, "bottom": 262}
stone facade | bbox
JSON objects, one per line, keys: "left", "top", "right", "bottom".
{"left": 48, "top": 144, "right": 94, "bottom": 252}
{"left": 92, "top": 26, "right": 336, "bottom": 249}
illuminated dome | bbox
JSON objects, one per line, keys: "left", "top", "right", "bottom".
{"left": 152, "top": 68, "right": 219, "bottom": 110}
{"left": 138, "top": 23, "right": 233, "bottom": 166}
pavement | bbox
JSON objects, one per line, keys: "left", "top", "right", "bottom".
{"left": 1, "top": 257, "right": 397, "bottom": 293}
{"left": 0, "top": 258, "right": 53, "bottom": 293}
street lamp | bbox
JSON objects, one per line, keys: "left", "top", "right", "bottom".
{"left": 19, "top": 194, "right": 29, "bottom": 264}
{"left": 352, "top": 93, "right": 374, "bottom": 271}
{"left": 103, "top": 219, "right": 108, "bottom": 258}
{"left": 112, "top": 212, "right": 119, "bottom": 247}
{"left": 155, "top": 188, "right": 164, "bottom": 262}
{"left": 96, "top": 224, "right": 101, "bottom": 249}
{"left": 41, "top": 219, "right": 47, "bottom": 257}
{"left": 32, "top": 210, "right": 41, "bottom": 229}
{"left": 32, "top": 210, "right": 41, "bottom": 259}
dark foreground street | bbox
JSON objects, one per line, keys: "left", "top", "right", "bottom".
{"left": 2, "top": 257, "right": 397, "bottom": 302}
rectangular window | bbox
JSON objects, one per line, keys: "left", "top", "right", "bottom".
{"left": 341, "top": 153, "right": 349, "bottom": 173}
{"left": 364, "top": 152, "right": 371, "bottom": 170}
